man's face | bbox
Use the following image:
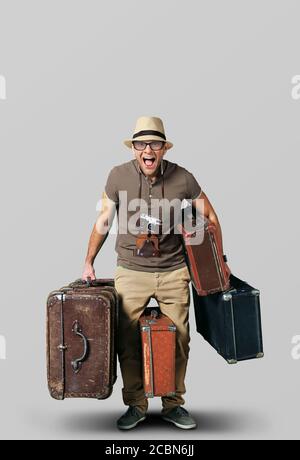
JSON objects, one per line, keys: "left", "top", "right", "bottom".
{"left": 132, "top": 140, "right": 167, "bottom": 178}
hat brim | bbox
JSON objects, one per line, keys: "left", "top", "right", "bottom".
{"left": 124, "top": 134, "right": 173, "bottom": 150}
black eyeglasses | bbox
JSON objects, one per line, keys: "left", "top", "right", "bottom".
{"left": 133, "top": 141, "right": 165, "bottom": 151}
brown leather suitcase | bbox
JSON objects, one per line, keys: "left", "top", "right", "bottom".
{"left": 179, "top": 213, "right": 230, "bottom": 296}
{"left": 47, "top": 278, "right": 118, "bottom": 400}
{"left": 139, "top": 309, "right": 176, "bottom": 398}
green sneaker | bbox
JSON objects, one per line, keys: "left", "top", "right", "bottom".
{"left": 117, "top": 406, "right": 147, "bottom": 430}
{"left": 162, "top": 406, "right": 197, "bottom": 430}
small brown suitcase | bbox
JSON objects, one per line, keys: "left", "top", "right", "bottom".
{"left": 179, "top": 214, "right": 230, "bottom": 296}
{"left": 139, "top": 309, "right": 176, "bottom": 398}
{"left": 47, "top": 278, "right": 118, "bottom": 400}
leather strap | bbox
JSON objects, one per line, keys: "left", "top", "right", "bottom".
{"left": 138, "top": 160, "right": 165, "bottom": 235}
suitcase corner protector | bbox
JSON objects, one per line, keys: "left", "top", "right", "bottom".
{"left": 227, "top": 359, "right": 238, "bottom": 365}
{"left": 50, "top": 389, "right": 64, "bottom": 400}
{"left": 256, "top": 352, "right": 264, "bottom": 359}
{"left": 223, "top": 293, "right": 233, "bottom": 301}
{"left": 145, "top": 392, "right": 154, "bottom": 398}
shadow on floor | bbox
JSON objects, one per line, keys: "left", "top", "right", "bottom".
{"left": 57, "top": 408, "right": 269, "bottom": 436}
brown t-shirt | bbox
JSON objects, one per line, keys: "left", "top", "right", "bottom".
{"left": 105, "top": 159, "right": 202, "bottom": 272}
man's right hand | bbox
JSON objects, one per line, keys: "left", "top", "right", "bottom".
{"left": 82, "top": 263, "right": 96, "bottom": 281}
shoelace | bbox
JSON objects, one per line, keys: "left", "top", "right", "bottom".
{"left": 173, "top": 406, "right": 189, "bottom": 417}
{"left": 127, "top": 406, "right": 142, "bottom": 417}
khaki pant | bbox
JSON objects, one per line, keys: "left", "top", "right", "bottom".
{"left": 114, "top": 265, "right": 191, "bottom": 415}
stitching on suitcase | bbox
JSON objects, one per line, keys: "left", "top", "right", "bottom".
{"left": 148, "top": 327, "right": 154, "bottom": 397}
{"left": 95, "top": 293, "right": 109, "bottom": 390}
{"left": 65, "top": 392, "right": 105, "bottom": 398}
{"left": 104, "top": 302, "right": 109, "bottom": 388}
{"left": 60, "top": 294, "right": 66, "bottom": 399}
{"left": 229, "top": 295, "right": 237, "bottom": 360}
{"left": 99, "top": 290, "right": 117, "bottom": 390}
{"left": 209, "top": 232, "right": 224, "bottom": 289}
{"left": 253, "top": 293, "right": 264, "bottom": 352}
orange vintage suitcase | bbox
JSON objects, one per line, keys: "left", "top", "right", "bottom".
{"left": 139, "top": 309, "right": 176, "bottom": 398}
{"left": 179, "top": 212, "right": 230, "bottom": 296}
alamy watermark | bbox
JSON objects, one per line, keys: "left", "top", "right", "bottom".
{"left": 95, "top": 193, "right": 206, "bottom": 245}
{"left": 0, "top": 335, "right": 6, "bottom": 360}
{"left": 291, "top": 335, "right": 300, "bottom": 360}
{"left": 0, "top": 75, "right": 6, "bottom": 100}
{"left": 291, "top": 75, "right": 300, "bottom": 100}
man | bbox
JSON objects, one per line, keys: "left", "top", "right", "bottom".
{"left": 82, "top": 116, "right": 228, "bottom": 430}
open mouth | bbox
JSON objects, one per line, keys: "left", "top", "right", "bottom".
{"left": 143, "top": 156, "right": 156, "bottom": 167}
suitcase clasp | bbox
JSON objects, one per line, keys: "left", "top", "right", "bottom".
{"left": 58, "top": 344, "right": 68, "bottom": 351}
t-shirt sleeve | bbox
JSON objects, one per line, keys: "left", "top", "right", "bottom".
{"left": 184, "top": 169, "right": 202, "bottom": 200}
{"left": 104, "top": 167, "right": 119, "bottom": 204}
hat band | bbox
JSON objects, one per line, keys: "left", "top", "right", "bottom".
{"left": 132, "top": 130, "right": 166, "bottom": 140}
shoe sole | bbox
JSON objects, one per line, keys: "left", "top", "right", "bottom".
{"left": 117, "top": 416, "right": 146, "bottom": 430}
{"left": 162, "top": 416, "right": 197, "bottom": 430}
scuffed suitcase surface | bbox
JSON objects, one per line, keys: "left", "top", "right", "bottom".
{"left": 193, "top": 274, "right": 264, "bottom": 363}
{"left": 47, "top": 279, "right": 118, "bottom": 400}
{"left": 139, "top": 309, "right": 176, "bottom": 398}
{"left": 179, "top": 214, "right": 230, "bottom": 296}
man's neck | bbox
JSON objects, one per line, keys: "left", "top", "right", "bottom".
{"left": 139, "top": 159, "right": 164, "bottom": 184}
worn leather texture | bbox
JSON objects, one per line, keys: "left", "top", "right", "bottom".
{"left": 180, "top": 217, "right": 230, "bottom": 296}
{"left": 139, "top": 310, "right": 176, "bottom": 397}
{"left": 47, "top": 279, "right": 118, "bottom": 400}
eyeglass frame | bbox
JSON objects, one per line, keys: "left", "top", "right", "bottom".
{"left": 132, "top": 140, "right": 166, "bottom": 151}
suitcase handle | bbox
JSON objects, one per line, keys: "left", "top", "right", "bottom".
{"left": 70, "top": 278, "right": 114, "bottom": 288}
{"left": 151, "top": 310, "right": 158, "bottom": 319}
{"left": 71, "top": 321, "right": 89, "bottom": 374}
{"left": 142, "top": 309, "right": 160, "bottom": 325}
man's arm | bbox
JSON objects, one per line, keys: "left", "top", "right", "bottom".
{"left": 192, "top": 191, "right": 227, "bottom": 264}
{"left": 82, "top": 192, "right": 117, "bottom": 280}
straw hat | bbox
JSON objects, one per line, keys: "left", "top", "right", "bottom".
{"left": 124, "top": 116, "right": 173, "bottom": 150}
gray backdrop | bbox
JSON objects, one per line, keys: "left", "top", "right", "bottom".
{"left": 0, "top": 0, "right": 299, "bottom": 440}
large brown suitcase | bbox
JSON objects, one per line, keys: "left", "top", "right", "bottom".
{"left": 139, "top": 309, "right": 176, "bottom": 398}
{"left": 47, "top": 278, "right": 118, "bottom": 400}
{"left": 179, "top": 213, "right": 230, "bottom": 296}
